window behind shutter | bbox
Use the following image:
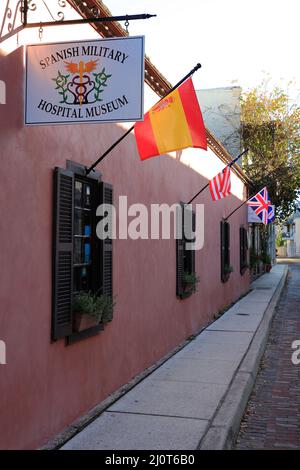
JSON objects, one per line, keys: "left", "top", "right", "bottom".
{"left": 100, "top": 182, "right": 113, "bottom": 298}
{"left": 183, "top": 206, "right": 195, "bottom": 273}
{"left": 177, "top": 206, "right": 196, "bottom": 297}
{"left": 52, "top": 168, "right": 74, "bottom": 340}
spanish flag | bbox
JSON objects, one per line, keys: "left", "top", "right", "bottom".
{"left": 134, "top": 78, "right": 207, "bottom": 161}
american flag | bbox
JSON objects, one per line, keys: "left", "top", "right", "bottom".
{"left": 247, "top": 187, "right": 271, "bottom": 225}
{"left": 209, "top": 167, "right": 231, "bottom": 201}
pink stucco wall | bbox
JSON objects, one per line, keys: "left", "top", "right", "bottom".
{"left": 0, "top": 48, "right": 250, "bottom": 449}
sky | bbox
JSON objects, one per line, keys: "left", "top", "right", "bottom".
{"left": 103, "top": 0, "right": 300, "bottom": 101}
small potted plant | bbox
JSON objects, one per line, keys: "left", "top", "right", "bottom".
{"left": 73, "top": 291, "right": 115, "bottom": 332}
{"left": 183, "top": 272, "right": 200, "bottom": 294}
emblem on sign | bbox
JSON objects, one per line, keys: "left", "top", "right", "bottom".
{"left": 52, "top": 60, "right": 112, "bottom": 106}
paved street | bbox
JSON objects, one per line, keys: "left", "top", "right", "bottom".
{"left": 60, "top": 265, "right": 287, "bottom": 450}
{"left": 235, "top": 259, "right": 300, "bottom": 450}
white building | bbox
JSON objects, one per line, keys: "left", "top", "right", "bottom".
{"left": 278, "top": 203, "right": 300, "bottom": 257}
{"left": 197, "top": 86, "right": 242, "bottom": 160}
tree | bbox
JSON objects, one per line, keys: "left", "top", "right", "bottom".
{"left": 241, "top": 81, "right": 300, "bottom": 220}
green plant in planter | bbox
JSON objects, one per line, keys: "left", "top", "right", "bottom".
{"left": 260, "top": 252, "right": 272, "bottom": 272}
{"left": 250, "top": 250, "right": 260, "bottom": 268}
{"left": 73, "top": 291, "right": 116, "bottom": 324}
{"left": 73, "top": 291, "right": 102, "bottom": 322}
{"left": 260, "top": 252, "right": 271, "bottom": 264}
{"left": 224, "top": 264, "right": 234, "bottom": 274}
{"left": 183, "top": 272, "right": 200, "bottom": 293}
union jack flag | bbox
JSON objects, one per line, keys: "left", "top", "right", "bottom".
{"left": 268, "top": 205, "right": 275, "bottom": 223}
{"left": 247, "top": 187, "right": 271, "bottom": 225}
{"left": 209, "top": 167, "right": 231, "bottom": 201}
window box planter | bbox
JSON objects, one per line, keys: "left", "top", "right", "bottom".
{"left": 72, "top": 291, "right": 116, "bottom": 333}
{"left": 183, "top": 272, "right": 199, "bottom": 296}
{"left": 222, "top": 265, "right": 233, "bottom": 283}
{"left": 73, "top": 312, "right": 100, "bottom": 332}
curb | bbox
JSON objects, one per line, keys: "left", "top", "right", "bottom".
{"left": 199, "top": 265, "right": 289, "bottom": 450}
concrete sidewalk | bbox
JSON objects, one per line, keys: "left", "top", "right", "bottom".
{"left": 61, "top": 264, "right": 288, "bottom": 450}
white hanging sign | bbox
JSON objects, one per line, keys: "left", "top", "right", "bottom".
{"left": 25, "top": 37, "right": 145, "bottom": 125}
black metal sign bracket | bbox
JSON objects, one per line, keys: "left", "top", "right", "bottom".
{"left": 21, "top": 0, "right": 156, "bottom": 29}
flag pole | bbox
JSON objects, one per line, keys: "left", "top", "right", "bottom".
{"left": 187, "top": 148, "right": 249, "bottom": 204}
{"left": 85, "top": 63, "right": 202, "bottom": 175}
{"left": 225, "top": 195, "right": 252, "bottom": 221}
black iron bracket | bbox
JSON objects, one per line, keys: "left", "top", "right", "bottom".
{"left": 0, "top": 1, "right": 155, "bottom": 44}
{"left": 21, "top": 0, "right": 156, "bottom": 29}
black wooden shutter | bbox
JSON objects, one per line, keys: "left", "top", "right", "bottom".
{"left": 245, "top": 227, "right": 249, "bottom": 253}
{"left": 226, "top": 221, "right": 231, "bottom": 268}
{"left": 220, "top": 220, "right": 226, "bottom": 281}
{"left": 240, "top": 227, "right": 248, "bottom": 274}
{"left": 240, "top": 226, "right": 244, "bottom": 273}
{"left": 191, "top": 210, "right": 196, "bottom": 274}
{"left": 52, "top": 168, "right": 74, "bottom": 340}
{"left": 176, "top": 204, "right": 184, "bottom": 297}
{"left": 176, "top": 238, "right": 185, "bottom": 297}
{"left": 100, "top": 182, "right": 113, "bottom": 298}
